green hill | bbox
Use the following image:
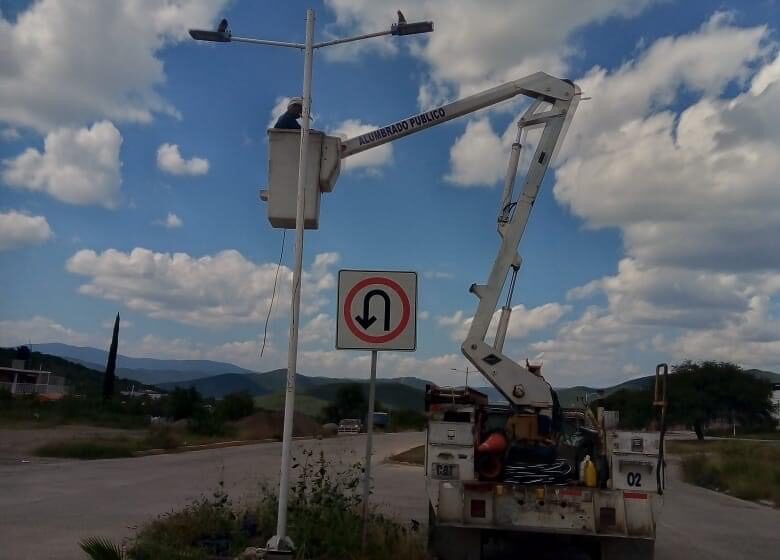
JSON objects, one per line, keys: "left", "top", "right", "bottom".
{"left": 0, "top": 347, "right": 152, "bottom": 395}
{"left": 158, "top": 371, "right": 333, "bottom": 398}
{"left": 305, "top": 381, "right": 425, "bottom": 412}
{"left": 248, "top": 369, "right": 333, "bottom": 393}
{"left": 745, "top": 369, "right": 780, "bottom": 383}
{"left": 153, "top": 365, "right": 779, "bottom": 412}
{"left": 157, "top": 373, "right": 269, "bottom": 399}
{"left": 254, "top": 392, "right": 330, "bottom": 417}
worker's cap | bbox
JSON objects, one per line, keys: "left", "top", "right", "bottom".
{"left": 288, "top": 97, "right": 303, "bottom": 109}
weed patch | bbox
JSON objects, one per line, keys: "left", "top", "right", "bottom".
{"left": 35, "top": 438, "right": 135, "bottom": 459}
{"left": 83, "top": 450, "right": 428, "bottom": 559}
{"left": 672, "top": 440, "right": 780, "bottom": 506}
{"left": 142, "top": 425, "right": 182, "bottom": 450}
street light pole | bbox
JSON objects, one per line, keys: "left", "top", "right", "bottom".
{"left": 270, "top": 9, "right": 315, "bottom": 553}
{"left": 188, "top": 11, "right": 432, "bottom": 555}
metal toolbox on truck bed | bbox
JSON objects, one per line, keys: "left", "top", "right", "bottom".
{"left": 427, "top": 444, "right": 474, "bottom": 481}
{"left": 606, "top": 431, "right": 660, "bottom": 454}
{"left": 429, "top": 420, "right": 474, "bottom": 446}
{"left": 610, "top": 452, "right": 657, "bottom": 491}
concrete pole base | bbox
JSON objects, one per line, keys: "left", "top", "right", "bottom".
{"left": 265, "top": 535, "right": 294, "bottom": 558}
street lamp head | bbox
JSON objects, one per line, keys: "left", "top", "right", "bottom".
{"left": 391, "top": 20, "right": 434, "bottom": 36}
{"left": 189, "top": 18, "right": 231, "bottom": 42}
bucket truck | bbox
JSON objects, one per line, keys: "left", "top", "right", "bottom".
{"left": 263, "top": 72, "right": 668, "bottom": 559}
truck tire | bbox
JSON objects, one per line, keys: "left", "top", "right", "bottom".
{"left": 428, "top": 504, "right": 482, "bottom": 560}
{"left": 600, "top": 538, "right": 654, "bottom": 560}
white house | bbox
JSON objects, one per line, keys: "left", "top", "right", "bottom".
{"left": 0, "top": 362, "right": 67, "bottom": 400}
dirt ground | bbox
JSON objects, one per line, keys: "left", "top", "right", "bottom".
{"left": 234, "top": 410, "right": 322, "bottom": 440}
{"left": 0, "top": 411, "right": 324, "bottom": 464}
{"left": 0, "top": 425, "right": 144, "bottom": 463}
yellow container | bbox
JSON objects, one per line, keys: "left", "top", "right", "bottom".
{"left": 584, "top": 458, "right": 597, "bottom": 488}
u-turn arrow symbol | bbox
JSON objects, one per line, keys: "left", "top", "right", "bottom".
{"left": 355, "top": 289, "right": 391, "bottom": 331}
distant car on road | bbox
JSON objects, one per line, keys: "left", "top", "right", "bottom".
{"left": 337, "top": 418, "right": 362, "bottom": 435}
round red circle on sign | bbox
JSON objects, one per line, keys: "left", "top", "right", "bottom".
{"left": 343, "top": 277, "right": 411, "bottom": 344}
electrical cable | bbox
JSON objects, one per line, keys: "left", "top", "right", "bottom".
{"left": 259, "top": 229, "right": 286, "bottom": 358}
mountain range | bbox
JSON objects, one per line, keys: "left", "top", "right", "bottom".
{"left": 32, "top": 342, "right": 253, "bottom": 384}
{"left": 157, "top": 370, "right": 429, "bottom": 410}
{"left": 26, "top": 343, "right": 780, "bottom": 410}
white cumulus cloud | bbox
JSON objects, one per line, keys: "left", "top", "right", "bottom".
{"left": 66, "top": 248, "right": 340, "bottom": 327}
{"left": 529, "top": 17, "right": 780, "bottom": 381}
{"left": 324, "top": 0, "right": 655, "bottom": 104}
{"left": 2, "top": 121, "right": 122, "bottom": 207}
{"left": 438, "top": 302, "right": 570, "bottom": 342}
{"left": 445, "top": 119, "right": 510, "bottom": 187}
{"left": 154, "top": 212, "right": 183, "bottom": 229}
{"left": 0, "top": 210, "right": 53, "bottom": 251}
{"left": 267, "top": 97, "right": 293, "bottom": 130}
{"left": 301, "top": 313, "right": 335, "bottom": 345}
{"left": 157, "top": 143, "right": 209, "bottom": 176}
{"left": 330, "top": 119, "right": 393, "bottom": 173}
{"left": 0, "top": 0, "right": 230, "bottom": 132}
{"left": 0, "top": 316, "right": 92, "bottom": 347}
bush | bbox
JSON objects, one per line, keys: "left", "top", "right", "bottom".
{"left": 143, "top": 425, "right": 182, "bottom": 450}
{"left": 321, "top": 383, "right": 367, "bottom": 424}
{"left": 187, "top": 406, "right": 229, "bottom": 437}
{"left": 682, "top": 454, "right": 723, "bottom": 489}
{"left": 35, "top": 438, "right": 135, "bottom": 459}
{"left": 131, "top": 482, "right": 240, "bottom": 560}
{"left": 216, "top": 391, "right": 254, "bottom": 421}
{"left": 168, "top": 388, "right": 203, "bottom": 421}
{"left": 388, "top": 409, "right": 426, "bottom": 432}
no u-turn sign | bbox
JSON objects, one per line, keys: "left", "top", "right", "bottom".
{"left": 336, "top": 270, "right": 417, "bottom": 351}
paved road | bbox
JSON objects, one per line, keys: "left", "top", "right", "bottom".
{"left": 1, "top": 432, "right": 778, "bottom": 559}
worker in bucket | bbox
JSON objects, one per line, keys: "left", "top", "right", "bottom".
{"left": 273, "top": 97, "right": 303, "bottom": 130}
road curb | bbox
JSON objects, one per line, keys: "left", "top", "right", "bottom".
{"left": 134, "top": 435, "right": 324, "bottom": 457}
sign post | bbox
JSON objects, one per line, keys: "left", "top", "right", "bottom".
{"left": 361, "top": 349, "right": 378, "bottom": 546}
{"left": 336, "top": 270, "right": 417, "bottom": 546}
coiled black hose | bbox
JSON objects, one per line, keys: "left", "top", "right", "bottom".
{"left": 503, "top": 459, "right": 574, "bottom": 485}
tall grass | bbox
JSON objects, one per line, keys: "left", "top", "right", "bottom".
{"left": 672, "top": 440, "right": 780, "bottom": 506}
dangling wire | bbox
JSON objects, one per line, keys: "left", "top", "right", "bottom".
{"left": 260, "top": 229, "right": 287, "bottom": 358}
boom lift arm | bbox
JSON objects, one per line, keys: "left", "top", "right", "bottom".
{"left": 266, "top": 72, "right": 580, "bottom": 411}
{"left": 338, "top": 73, "right": 580, "bottom": 411}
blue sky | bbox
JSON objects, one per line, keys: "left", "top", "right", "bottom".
{"left": 1, "top": 0, "right": 779, "bottom": 387}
